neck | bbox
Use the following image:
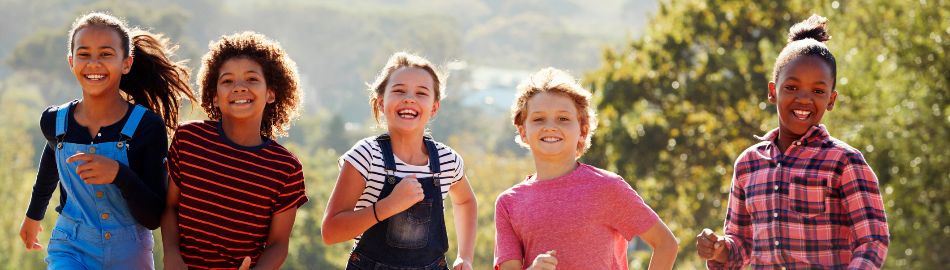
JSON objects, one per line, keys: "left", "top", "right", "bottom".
{"left": 532, "top": 153, "right": 578, "bottom": 181}
{"left": 776, "top": 128, "right": 803, "bottom": 153}
{"left": 75, "top": 94, "right": 128, "bottom": 126}
{"left": 388, "top": 129, "right": 427, "bottom": 166}
{"left": 221, "top": 117, "right": 264, "bottom": 147}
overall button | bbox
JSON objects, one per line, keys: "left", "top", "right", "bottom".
{"left": 89, "top": 147, "right": 97, "bottom": 154}
{"left": 101, "top": 213, "right": 109, "bottom": 220}
{"left": 116, "top": 141, "right": 125, "bottom": 149}
{"left": 104, "top": 232, "right": 112, "bottom": 240}
{"left": 96, "top": 191, "right": 104, "bottom": 198}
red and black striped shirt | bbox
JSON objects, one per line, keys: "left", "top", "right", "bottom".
{"left": 168, "top": 121, "right": 307, "bottom": 269}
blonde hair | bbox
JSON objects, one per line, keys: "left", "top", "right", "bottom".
{"left": 511, "top": 67, "right": 598, "bottom": 158}
{"left": 367, "top": 52, "right": 445, "bottom": 125}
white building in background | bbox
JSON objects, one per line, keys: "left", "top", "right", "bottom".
{"left": 446, "top": 61, "right": 532, "bottom": 112}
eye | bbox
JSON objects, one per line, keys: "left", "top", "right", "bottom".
{"left": 392, "top": 89, "right": 405, "bottom": 94}
{"left": 813, "top": 89, "right": 825, "bottom": 94}
{"left": 76, "top": 52, "right": 90, "bottom": 58}
{"left": 416, "top": 91, "right": 429, "bottom": 96}
{"left": 220, "top": 79, "right": 233, "bottom": 85}
{"left": 101, "top": 52, "right": 114, "bottom": 57}
{"left": 559, "top": 116, "right": 570, "bottom": 121}
{"left": 248, "top": 77, "right": 260, "bottom": 82}
{"left": 532, "top": 117, "right": 544, "bottom": 122}
{"left": 784, "top": 86, "right": 797, "bottom": 91}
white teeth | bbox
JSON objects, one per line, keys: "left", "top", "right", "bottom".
{"left": 397, "top": 109, "right": 418, "bottom": 119}
{"left": 541, "top": 137, "right": 561, "bottom": 142}
{"left": 85, "top": 74, "right": 105, "bottom": 80}
{"left": 232, "top": 99, "right": 252, "bottom": 104}
{"left": 793, "top": 110, "right": 812, "bottom": 120}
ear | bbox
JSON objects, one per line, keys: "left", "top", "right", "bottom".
{"left": 213, "top": 96, "right": 219, "bottom": 108}
{"left": 122, "top": 56, "right": 133, "bottom": 74}
{"left": 827, "top": 89, "right": 838, "bottom": 111}
{"left": 266, "top": 88, "right": 276, "bottom": 104}
{"left": 430, "top": 100, "right": 440, "bottom": 118}
{"left": 67, "top": 55, "right": 73, "bottom": 67}
{"left": 516, "top": 124, "right": 527, "bottom": 143}
{"left": 767, "top": 81, "right": 777, "bottom": 104}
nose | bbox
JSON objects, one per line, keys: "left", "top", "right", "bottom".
{"left": 232, "top": 81, "right": 249, "bottom": 92}
{"left": 793, "top": 91, "right": 814, "bottom": 104}
{"left": 401, "top": 96, "right": 416, "bottom": 104}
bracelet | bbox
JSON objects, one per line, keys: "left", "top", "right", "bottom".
{"left": 372, "top": 204, "right": 380, "bottom": 223}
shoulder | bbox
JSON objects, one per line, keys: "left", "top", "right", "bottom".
{"left": 131, "top": 108, "right": 166, "bottom": 137}
{"left": 173, "top": 120, "right": 217, "bottom": 138}
{"left": 823, "top": 136, "right": 869, "bottom": 166}
{"left": 345, "top": 136, "right": 381, "bottom": 158}
{"left": 264, "top": 141, "right": 304, "bottom": 169}
{"left": 430, "top": 139, "right": 463, "bottom": 162}
{"left": 578, "top": 164, "right": 634, "bottom": 192}
{"left": 39, "top": 105, "right": 61, "bottom": 139}
{"left": 736, "top": 141, "right": 770, "bottom": 163}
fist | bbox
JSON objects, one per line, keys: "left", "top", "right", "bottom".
{"left": 389, "top": 174, "right": 424, "bottom": 211}
{"left": 528, "top": 250, "right": 557, "bottom": 270}
{"left": 696, "top": 228, "right": 728, "bottom": 262}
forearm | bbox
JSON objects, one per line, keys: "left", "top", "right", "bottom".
{"left": 323, "top": 199, "right": 401, "bottom": 244}
{"left": 26, "top": 146, "right": 59, "bottom": 220}
{"left": 647, "top": 239, "right": 678, "bottom": 270}
{"left": 252, "top": 241, "right": 289, "bottom": 270}
{"left": 114, "top": 164, "right": 165, "bottom": 229}
{"left": 160, "top": 206, "right": 181, "bottom": 256}
{"left": 453, "top": 197, "right": 477, "bottom": 261}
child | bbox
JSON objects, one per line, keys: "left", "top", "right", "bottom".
{"left": 696, "top": 15, "right": 889, "bottom": 269}
{"left": 321, "top": 52, "right": 478, "bottom": 270}
{"left": 18, "top": 12, "right": 195, "bottom": 269}
{"left": 160, "top": 31, "right": 308, "bottom": 270}
{"left": 494, "top": 68, "right": 678, "bottom": 270}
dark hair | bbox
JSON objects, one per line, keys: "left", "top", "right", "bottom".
{"left": 367, "top": 52, "right": 445, "bottom": 125}
{"left": 772, "top": 14, "right": 837, "bottom": 89}
{"left": 197, "top": 31, "right": 301, "bottom": 139}
{"left": 68, "top": 12, "right": 196, "bottom": 133}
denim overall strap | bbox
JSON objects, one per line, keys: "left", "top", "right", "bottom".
{"left": 45, "top": 102, "right": 155, "bottom": 270}
{"left": 120, "top": 105, "right": 147, "bottom": 138}
{"left": 348, "top": 134, "right": 448, "bottom": 270}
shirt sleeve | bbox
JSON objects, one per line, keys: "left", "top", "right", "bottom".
{"left": 708, "top": 156, "right": 754, "bottom": 270}
{"left": 166, "top": 129, "right": 183, "bottom": 188}
{"left": 493, "top": 195, "right": 523, "bottom": 269}
{"left": 448, "top": 147, "right": 465, "bottom": 185}
{"left": 340, "top": 139, "right": 373, "bottom": 181}
{"left": 841, "top": 151, "right": 889, "bottom": 269}
{"left": 609, "top": 179, "right": 660, "bottom": 240}
{"left": 112, "top": 114, "right": 167, "bottom": 230}
{"left": 25, "top": 108, "right": 63, "bottom": 221}
{"left": 274, "top": 161, "right": 308, "bottom": 214}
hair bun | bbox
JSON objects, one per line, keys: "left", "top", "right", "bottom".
{"left": 787, "top": 14, "right": 830, "bottom": 43}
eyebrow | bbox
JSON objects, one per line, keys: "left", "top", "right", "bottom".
{"left": 785, "top": 76, "right": 828, "bottom": 86}
{"left": 75, "top": 46, "right": 117, "bottom": 51}
{"left": 391, "top": 83, "right": 430, "bottom": 91}
{"left": 218, "top": 70, "right": 261, "bottom": 79}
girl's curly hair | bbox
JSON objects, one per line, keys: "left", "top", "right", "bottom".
{"left": 197, "top": 31, "right": 301, "bottom": 139}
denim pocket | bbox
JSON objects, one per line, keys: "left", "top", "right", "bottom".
{"left": 386, "top": 200, "right": 432, "bottom": 249}
{"left": 789, "top": 176, "right": 828, "bottom": 217}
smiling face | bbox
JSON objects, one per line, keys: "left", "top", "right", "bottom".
{"left": 68, "top": 25, "right": 132, "bottom": 98}
{"left": 379, "top": 67, "right": 439, "bottom": 134}
{"left": 769, "top": 55, "right": 838, "bottom": 138}
{"left": 213, "top": 57, "right": 275, "bottom": 122}
{"left": 518, "top": 92, "right": 583, "bottom": 160}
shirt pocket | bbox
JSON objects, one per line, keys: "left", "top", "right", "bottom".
{"left": 788, "top": 175, "right": 828, "bottom": 218}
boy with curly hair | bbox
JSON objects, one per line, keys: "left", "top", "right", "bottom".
{"left": 160, "top": 31, "right": 308, "bottom": 270}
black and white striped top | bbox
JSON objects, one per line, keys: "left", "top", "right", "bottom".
{"left": 340, "top": 136, "right": 465, "bottom": 211}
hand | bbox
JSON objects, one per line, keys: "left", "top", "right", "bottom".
{"left": 66, "top": 151, "right": 119, "bottom": 185}
{"left": 696, "top": 228, "right": 728, "bottom": 263}
{"left": 237, "top": 256, "right": 252, "bottom": 270}
{"left": 386, "top": 174, "right": 424, "bottom": 212}
{"left": 163, "top": 253, "right": 188, "bottom": 270}
{"left": 452, "top": 257, "right": 473, "bottom": 270}
{"left": 19, "top": 217, "right": 43, "bottom": 250}
{"left": 527, "top": 250, "right": 557, "bottom": 270}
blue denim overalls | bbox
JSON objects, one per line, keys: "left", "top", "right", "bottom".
{"left": 346, "top": 134, "right": 449, "bottom": 270}
{"left": 45, "top": 102, "right": 154, "bottom": 269}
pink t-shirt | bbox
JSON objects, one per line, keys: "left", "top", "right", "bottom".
{"left": 493, "top": 163, "right": 660, "bottom": 270}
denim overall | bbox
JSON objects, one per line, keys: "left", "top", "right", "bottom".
{"left": 346, "top": 134, "right": 449, "bottom": 270}
{"left": 45, "top": 102, "right": 154, "bottom": 269}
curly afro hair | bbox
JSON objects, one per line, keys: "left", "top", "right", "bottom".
{"left": 197, "top": 31, "right": 301, "bottom": 139}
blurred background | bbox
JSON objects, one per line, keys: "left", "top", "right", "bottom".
{"left": 0, "top": 0, "right": 946, "bottom": 269}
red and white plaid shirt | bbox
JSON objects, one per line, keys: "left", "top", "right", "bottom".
{"left": 709, "top": 125, "right": 889, "bottom": 270}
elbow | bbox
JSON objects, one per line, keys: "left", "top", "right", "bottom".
{"left": 320, "top": 224, "right": 345, "bottom": 245}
